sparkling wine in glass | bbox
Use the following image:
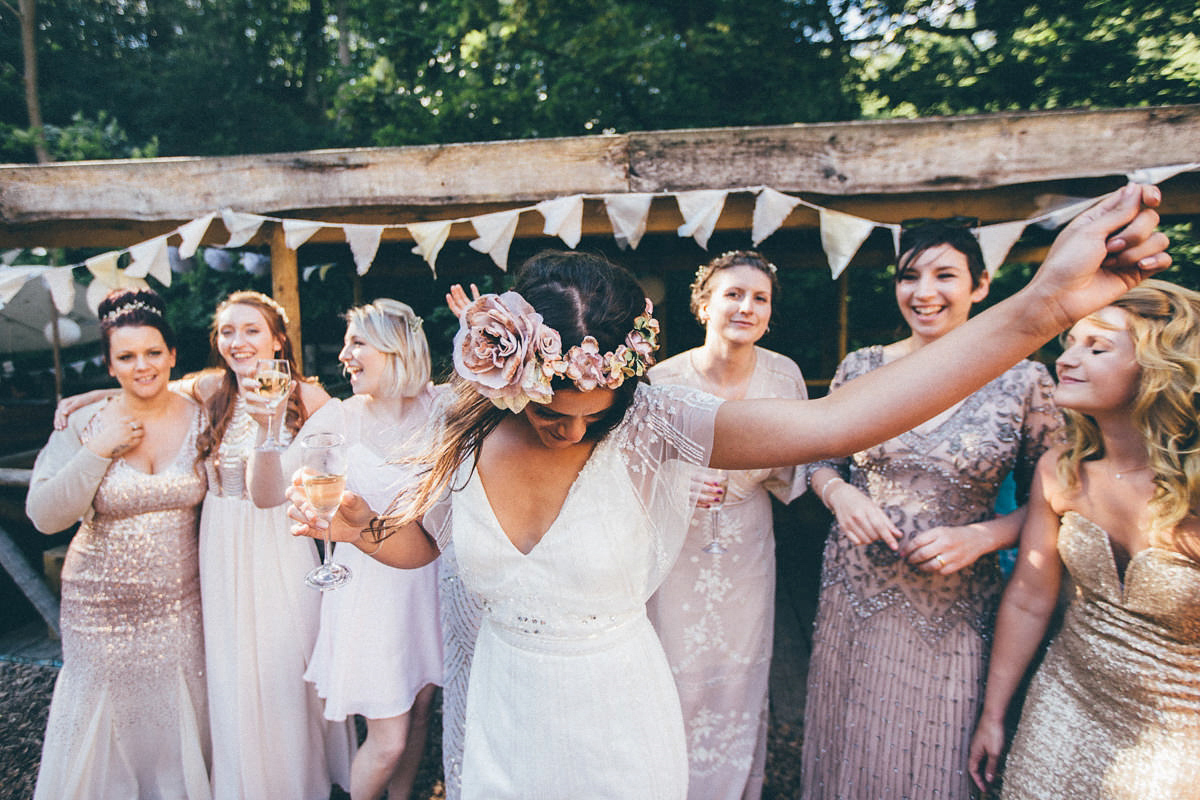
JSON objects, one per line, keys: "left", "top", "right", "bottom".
{"left": 254, "top": 359, "right": 292, "bottom": 452}
{"left": 701, "top": 471, "right": 729, "bottom": 555}
{"left": 302, "top": 432, "right": 353, "bottom": 590}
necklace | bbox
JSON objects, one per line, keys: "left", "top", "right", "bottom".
{"left": 1111, "top": 463, "right": 1151, "bottom": 480}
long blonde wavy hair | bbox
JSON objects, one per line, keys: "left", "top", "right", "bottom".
{"left": 1057, "top": 279, "right": 1200, "bottom": 550}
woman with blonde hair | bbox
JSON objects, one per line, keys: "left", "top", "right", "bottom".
{"left": 278, "top": 299, "right": 443, "bottom": 800}
{"left": 969, "top": 279, "right": 1200, "bottom": 800}
{"left": 289, "top": 185, "right": 1168, "bottom": 799}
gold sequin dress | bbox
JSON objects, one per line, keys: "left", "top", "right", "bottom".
{"left": 1000, "top": 512, "right": 1200, "bottom": 800}
{"left": 802, "top": 348, "right": 1062, "bottom": 800}
{"left": 26, "top": 400, "right": 211, "bottom": 800}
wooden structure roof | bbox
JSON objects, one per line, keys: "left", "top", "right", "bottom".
{"left": 2, "top": 104, "right": 1198, "bottom": 362}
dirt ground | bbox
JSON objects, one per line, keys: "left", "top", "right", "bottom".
{"left": 0, "top": 660, "right": 805, "bottom": 800}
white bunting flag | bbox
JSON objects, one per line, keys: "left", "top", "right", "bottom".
{"left": 176, "top": 213, "right": 215, "bottom": 258}
{"left": 469, "top": 210, "right": 522, "bottom": 271}
{"left": 604, "top": 194, "right": 654, "bottom": 250}
{"left": 85, "top": 251, "right": 121, "bottom": 286}
{"left": 536, "top": 195, "right": 584, "bottom": 248}
{"left": 221, "top": 209, "right": 266, "bottom": 247}
{"left": 819, "top": 208, "right": 876, "bottom": 279}
{"left": 41, "top": 268, "right": 77, "bottom": 315}
{"left": 1031, "top": 196, "right": 1097, "bottom": 230}
{"left": 0, "top": 267, "right": 37, "bottom": 308}
{"left": 126, "top": 235, "right": 173, "bottom": 287}
{"left": 1126, "top": 162, "right": 1200, "bottom": 185}
{"left": 675, "top": 190, "right": 727, "bottom": 250}
{"left": 976, "top": 220, "right": 1028, "bottom": 276}
{"left": 283, "top": 219, "right": 324, "bottom": 250}
{"left": 408, "top": 220, "right": 454, "bottom": 276}
{"left": 343, "top": 224, "right": 385, "bottom": 276}
{"left": 752, "top": 187, "right": 803, "bottom": 246}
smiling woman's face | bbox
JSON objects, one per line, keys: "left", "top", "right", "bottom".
{"left": 215, "top": 303, "right": 282, "bottom": 377}
{"left": 522, "top": 388, "right": 617, "bottom": 449}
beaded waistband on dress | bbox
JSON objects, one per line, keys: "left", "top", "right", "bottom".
{"left": 483, "top": 605, "right": 646, "bottom": 653}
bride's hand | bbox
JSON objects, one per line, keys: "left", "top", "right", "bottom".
{"left": 1025, "top": 183, "right": 1170, "bottom": 330}
{"left": 286, "top": 472, "right": 373, "bottom": 543}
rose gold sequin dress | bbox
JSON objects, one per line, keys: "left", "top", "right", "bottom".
{"left": 802, "top": 348, "right": 1062, "bottom": 800}
{"left": 28, "top": 402, "right": 211, "bottom": 799}
{"left": 1000, "top": 512, "right": 1200, "bottom": 800}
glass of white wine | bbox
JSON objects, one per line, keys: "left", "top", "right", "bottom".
{"left": 301, "top": 432, "right": 353, "bottom": 591}
{"left": 701, "top": 470, "right": 729, "bottom": 555}
{"left": 253, "top": 358, "right": 292, "bottom": 452}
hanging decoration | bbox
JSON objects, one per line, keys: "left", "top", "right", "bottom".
{"left": 1, "top": 161, "right": 1194, "bottom": 322}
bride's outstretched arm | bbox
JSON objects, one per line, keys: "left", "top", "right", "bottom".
{"left": 712, "top": 183, "right": 1169, "bottom": 469}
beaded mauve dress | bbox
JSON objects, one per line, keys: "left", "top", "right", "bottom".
{"left": 27, "top": 400, "right": 211, "bottom": 800}
{"left": 422, "top": 383, "right": 720, "bottom": 800}
{"left": 1000, "top": 512, "right": 1200, "bottom": 800}
{"left": 802, "top": 347, "right": 1061, "bottom": 799}
{"left": 647, "top": 347, "right": 809, "bottom": 800}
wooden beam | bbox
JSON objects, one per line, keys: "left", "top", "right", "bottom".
{"left": 1, "top": 106, "right": 1196, "bottom": 252}
{"left": 269, "top": 224, "right": 304, "bottom": 373}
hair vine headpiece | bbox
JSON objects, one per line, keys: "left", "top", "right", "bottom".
{"left": 102, "top": 300, "right": 163, "bottom": 323}
{"left": 452, "top": 291, "right": 660, "bottom": 413}
{"left": 408, "top": 315, "right": 423, "bottom": 333}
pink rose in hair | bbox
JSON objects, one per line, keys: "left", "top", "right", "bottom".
{"left": 453, "top": 291, "right": 552, "bottom": 412}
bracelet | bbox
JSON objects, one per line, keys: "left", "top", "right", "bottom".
{"left": 818, "top": 477, "right": 844, "bottom": 508}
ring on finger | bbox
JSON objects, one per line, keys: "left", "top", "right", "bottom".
{"left": 935, "top": 554, "right": 946, "bottom": 569}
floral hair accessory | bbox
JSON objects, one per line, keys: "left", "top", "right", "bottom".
{"left": 452, "top": 293, "right": 660, "bottom": 412}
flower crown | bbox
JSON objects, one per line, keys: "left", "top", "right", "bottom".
{"left": 452, "top": 291, "right": 660, "bottom": 413}
{"left": 102, "top": 300, "right": 163, "bottom": 323}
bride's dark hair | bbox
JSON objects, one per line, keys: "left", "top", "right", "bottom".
{"left": 377, "top": 250, "right": 650, "bottom": 534}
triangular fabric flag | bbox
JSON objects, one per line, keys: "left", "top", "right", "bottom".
{"left": 408, "top": 220, "right": 454, "bottom": 277}
{"left": 41, "top": 268, "right": 77, "bottom": 315}
{"left": 888, "top": 223, "right": 903, "bottom": 257}
{"left": 85, "top": 273, "right": 149, "bottom": 313}
{"left": 469, "top": 210, "right": 522, "bottom": 271}
{"left": 283, "top": 219, "right": 324, "bottom": 250}
{"left": 752, "top": 188, "right": 803, "bottom": 246}
{"left": 536, "top": 195, "right": 584, "bottom": 249}
{"left": 976, "top": 220, "right": 1027, "bottom": 276}
{"left": 221, "top": 209, "right": 266, "bottom": 247}
{"left": 343, "top": 224, "right": 385, "bottom": 276}
{"left": 126, "top": 235, "right": 173, "bottom": 287}
{"left": 0, "top": 266, "right": 38, "bottom": 307}
{"left": 85, "top": 251, "right": 122, "bottom": 286}
{"left": 819, "top": 208, "right": 876, "bottom": 279}
{"left": 1126, "top": 162, "right": 1200, "bottom": 185}
{"left": 604, "top": 194, "right": 654, "bottom": 250}
{"left": 176, "top": 213, "right": 215, "bottom": 258}
{"left": 675, "top": 190, "right": 727, "bottom": 250}
{"left": 1031, "top": 196, "right": 1098, "bottom": 230}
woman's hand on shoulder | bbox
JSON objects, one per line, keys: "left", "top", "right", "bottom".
{"left": 54, "top": 388, "right": 117, "bottom": 430}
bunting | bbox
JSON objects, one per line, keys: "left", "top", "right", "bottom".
{"left": 1, "top": 161, "right": 1193, "bottom": 317}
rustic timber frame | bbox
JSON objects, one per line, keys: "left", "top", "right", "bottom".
{"left": 2, "top": 104, "right": 1198, "bottom": 367}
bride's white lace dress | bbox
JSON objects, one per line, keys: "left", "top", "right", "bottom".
{"left": 423, "top": 384, "right": 721, "bottom": 799}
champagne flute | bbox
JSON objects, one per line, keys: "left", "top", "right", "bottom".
{"left": 701, "top": 471, "right": 729, "bottom": 555}
{"left": 301, "top": 432, "right": 353, "bottom": 590}
{"left": 253, "top": 358, "right": 292, "bottom": 452}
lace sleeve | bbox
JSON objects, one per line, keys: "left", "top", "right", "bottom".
{"left": 610, "top": 383, "right": 722, "bottom": 591}
{"left": 1011, "top": 360, "right": 1065, "bottom": 505}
